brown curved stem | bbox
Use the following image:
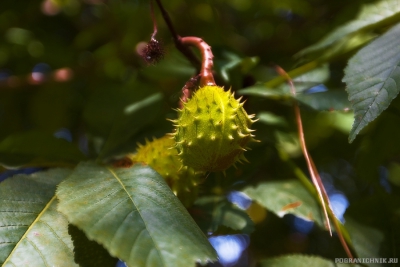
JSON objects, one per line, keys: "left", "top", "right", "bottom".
{"left": 275, "top": 65, "right": 354, "bottom": 259}
{"left": 181, "top": 37, "right": 215, "bottom": 87}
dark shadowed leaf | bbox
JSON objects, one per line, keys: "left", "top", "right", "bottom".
{"left": 343, "top": 23, "right": 400, "bottom": 143}
{"left": 68, "top": 224, "right": 118, "bottom": 267}
{"left": 0, "top": 131, "right": 85, "bottom": 168}
{"left": 0, "top": 168, "right": 77, "bottom": 267}
{"left": 260, "top": 254, "right": 335, "bottom": 267}
{"left": 56, "top": 161, "right": 217, "bottom": 267}
{"left": 214, "top": 50, "right": 259, "bottom": 90}
{"left": 344, "top": 218, "right": 385, "bottom": 267}
{"left": 140, "top": 49, "right": 196, "bottom": 79}
{"left": 296, "top": 90, "right": 351, "bottom": 111}
{"left": 98, "top": 92, "right": 163, "bottom": 159}
{"left": 194, "top": 196, "right": 254, "bottom": 234}
{"left": 242, "top": 180, "right": 324, "bottom": 228}
{"left": 29, "top": 84, "right": 81, "bottom": 132}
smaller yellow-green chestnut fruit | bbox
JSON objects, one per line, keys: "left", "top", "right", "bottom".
{"left": 130, "top": 135, "right": 201, "bottom": 207}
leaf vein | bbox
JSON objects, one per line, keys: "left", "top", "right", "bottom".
{"left": 107, "top": 168, "right": 166, "bottom": 267}
{"left": 37, "top": 220, "right": 73, "bottom": 256}
{"left": 26, "top": 238, "right": 50, "bottom": 267}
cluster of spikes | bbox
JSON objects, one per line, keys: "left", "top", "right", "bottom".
{"left": 170, "top": 85, "right": 258, "bottom": 172}
{"left": 129, "top": 135, "right": 202, "bottom": 207}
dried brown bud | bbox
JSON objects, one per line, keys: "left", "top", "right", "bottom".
{"left": 140, "top": 38, "right": 164, "bottom": 65}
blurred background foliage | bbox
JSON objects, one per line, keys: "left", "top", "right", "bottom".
{"left": 1, "top": 0, "right": 400, "bottom": 266}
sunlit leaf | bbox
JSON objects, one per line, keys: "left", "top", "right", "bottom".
{"left": 0, "top": 168, "right": 77, "bottom": 267}
{"left": 343, "top": 23, "right": 400, "bottom": 143}
{"left": 0, "top": 130, "right": 85, "bottom": 168}
{"left": 316, "top": 111, "right": 354, "bottom": 134}
{"left": 56, "top": 161, "right": 217, "bottom": 267}
{"left": 242, "top": 180, "right": 324, "bottom": 228}
{"left": 297, "top": 0, "right": 400, "bottom": 59}
{"left": 260, "top": 254, "right": 335, "bottom": 267}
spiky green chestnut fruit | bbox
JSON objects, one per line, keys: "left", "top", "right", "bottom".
{"left": 130, "top": 135, "right": 201, "bottom": 207}
{"left": 172, "top": 85, "right": 257, "bottom": 172}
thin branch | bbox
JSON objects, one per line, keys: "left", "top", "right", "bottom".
{"left": 275, "top": 65, "right": 354, "bottom": 259}
{"left": 153, "top": 0, "right": 201, "bottom": 71}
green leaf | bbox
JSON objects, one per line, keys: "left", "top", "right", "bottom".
{"left": 239, "top": 64, "right": 351, "bottom": 111}
{"left": 239, "top": 64, "right": 330, "bottom": 97}
{"left": 296, "top": 90, "right": 351, "bottom": 111}
{"left": 242, "top": 180, "right": 324, "bottom": 228}
{"left": 0, "top": 131, "right": 86, "bottom": 168}
{"left": 0, "top": 168, "right": 78, "bottom": 267}
{"left": 214, "top": 50, "right": 259, "bottom": 90}
{"left": 260, "top": 254, "right": 335, "bottom": 267}
{"left": 291, "top": 63, "right": 330, "bottom": 92}
{"left": 297, "top": 0, "right": 400, "bottom": 59}
{"left": 97, "top": 91, "right": 163, "bottom": 159}
{"left": 238, "top": 84, "right": 289, "bottom": 99}
{"left": 343, "top": 23, "right": 400, "bottom": 143}
{"left": 257, "top": 112, "right": 288, "bottom": 127}
{"left": 194, "top": 196, "right": 254, "bottom": 234}
{"left": 344, "top": 218, "right": 385, "bottom": 267}
{"left": 56, "top": 161, "right": 217, "bottom": 267}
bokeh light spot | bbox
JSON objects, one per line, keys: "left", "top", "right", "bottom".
{"left": 209, "top": 235, "right": 250, "bottom": 267}
{"left": 41, "top": 0, "right": 61, "bottom": 16}
{"left": 227, "top": 191, "right": 252, "bottom": 210}
{"left": 28, "top": 41, "right": 44, "bottom": 57}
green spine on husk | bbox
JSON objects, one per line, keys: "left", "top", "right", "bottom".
{"left": 171, "top": 85, "right": 258, "bottom": 172}
{"left": 130, "top": 135, "right": 201, "bottom": 207}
